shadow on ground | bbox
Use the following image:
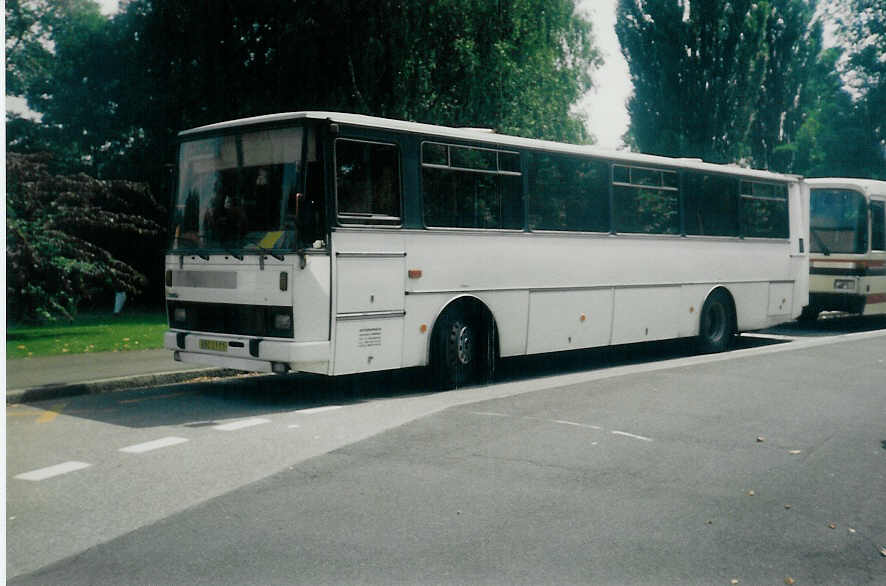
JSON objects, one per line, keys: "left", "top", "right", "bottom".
{"left": 24, "top": 329, "right": 797, "bottom": 430}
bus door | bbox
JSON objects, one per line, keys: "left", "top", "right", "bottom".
{"left": 329, "top": 130, "right": 407, "bottom": 374}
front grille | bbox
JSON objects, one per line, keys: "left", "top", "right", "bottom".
{"left": 167, "top": 301, "right": 294, "bottom": 338}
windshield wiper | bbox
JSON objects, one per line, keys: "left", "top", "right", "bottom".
{"left": 248, "top": 246, "right": 284, "bottom": 261}
{"left": 174, "top": 249, "right": 209, "bottom": 261}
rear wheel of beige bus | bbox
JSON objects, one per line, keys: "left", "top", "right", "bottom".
{"left": 697, "top": 289, "right": 735, "bottom": 354}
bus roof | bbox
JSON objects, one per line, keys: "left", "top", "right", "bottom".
{"left": 179, "top": 111, "right": 801, "bottom": 183}
{"left": 806, "top": 177, "right": 886, "bottom": 197}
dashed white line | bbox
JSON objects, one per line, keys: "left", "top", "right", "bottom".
{"left": 553, "top": 419, "right": 603, "bottom": 430}
{"left": 119, "top": 437, "right": 189, "bottom": 454}
{"left": 213, "top": 418, "right": 271, "bottom": 431}
{"left": 611, "top": 430, "right": 653, "bottom": 442}
{"left": 294, "top": 406, "right": 343, "bottom": 415}
{"left": 470, "top": 411, "right": 512, "bottom": 418}
{"left": 15, "top": 461, "right": 91, "bottom": 481}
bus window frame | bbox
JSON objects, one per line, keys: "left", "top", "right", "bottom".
{"left": 419, "top": 139, "right": 525, "bottom": 232}
{"left": 333, "top": 136, "right": 404, "bottom": 228}
{"left": 738, "top": 179, "right": 791, "bottom": 240}
{"left": 525, "top": 149, "right": 612, "bottom": 236}
{"left": 871, "top": 198, "right": 885, "bottom": 252}
{"left": 610, "top": 163, "right": 681, "bottom": 236}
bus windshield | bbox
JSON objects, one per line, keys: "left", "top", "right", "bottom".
{"left": 170, "top": 125, "right": 321, "bottom": 253}
{"left": 810, "top": 188, "right": 868, "bottom": 254}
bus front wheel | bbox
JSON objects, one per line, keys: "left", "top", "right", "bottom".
{"left": 698, "top": 290, "right": 735, "bottom": 354}
{"left": 432, "top": 309, "right": 479, "bottom": 389}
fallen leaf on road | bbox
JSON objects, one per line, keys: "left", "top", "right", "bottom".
{"left": 784, "top": 504, "right": 792, "bottom": 510}
{"left": 756, "top": 436, "right": 766, "bottom": 443}
{"left": 829, "top": 523, "right": 837, "bottom": 529}
{"left": 784, "top": 578, "right": 795, "bottom": 585}
{"left": 848, "top": 528, "right": 856, "bottom": 534}
{"left": 747, "top": 490, "right": 756, "bottom": 496}
{"left": 879, "top": 546, "right": 886, "bottom": 557}
{"left": 788, "top": 450, "right": 802, "bottom": 455}
{"left": 731, "top": 580, "right": 740, "bottom": 585}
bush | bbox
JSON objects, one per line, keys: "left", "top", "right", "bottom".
{"left": 6, "top": 152, "right": 162, "bottom": 323}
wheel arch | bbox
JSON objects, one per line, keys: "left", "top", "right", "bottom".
{"left": 701, "top": 285, "right": 738, "bottom": 335}
{"left": 427, "top": 295, "right": 501, "bottom": 366}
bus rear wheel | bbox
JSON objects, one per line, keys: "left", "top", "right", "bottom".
{"left": 432, "top": 309, "right": 480, "bottom": 390}
{"left": 798, "top": 306, "right": 819, "bottom": 322}
{"left": 698, "top": 290, "right": 734, "bottom": 353}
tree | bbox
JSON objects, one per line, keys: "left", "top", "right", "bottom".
{"left": 821, "top": 0, "right": 886, "bottom": 178}
{"left": 616, "top": 0, "right": 823, "bottom": 169}
{"left": 6, "top": 153, "right": 162, "bottom": 323}
{"left": 7, "top": 1, "right": 602, "bottom": 310}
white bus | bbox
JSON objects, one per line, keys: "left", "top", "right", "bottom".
{"left": 802, "top": 178, "right": 886, "bottom": 320}
{"left": 164, "top": 112, "right": 809, "bottom": 388}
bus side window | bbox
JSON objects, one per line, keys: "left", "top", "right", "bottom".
{"left": 612, "top": 165, "right": 680, "bottom": 235}
{"left": 422, "top": 142, "right": 522, "bottom": 230}
{"left": 528, "top": 153, "right": 609, "bottom": 233}
{"left": 683, "top": 172, "right": 739, "bottom": 237}
{"left": 740, "top": 181, "right": 789, "bottom": 239}
{"left": 335, "top": 139, "right": 401, "bottom": 225}
{"left": 872, "top": 200, "right": 885, "bottom": 251}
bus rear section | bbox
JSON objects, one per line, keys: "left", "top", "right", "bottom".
{"left": 804, "top": 178, "right": 886, "bottom": 320}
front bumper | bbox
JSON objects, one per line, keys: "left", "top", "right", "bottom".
{"left": 164, "top": 331, "right": 330, "bottom": 374}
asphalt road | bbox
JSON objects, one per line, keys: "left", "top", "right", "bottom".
{"left": 7, "top": 316, "right": 886, "bottom": 585}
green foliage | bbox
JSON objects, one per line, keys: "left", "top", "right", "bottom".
{"left": 821, "top": 0, "right": 886, "bottom": 178}
{"left": 6, "top": 153, "right": 162, "bottom": 323}
{"left": 616, "top": 0, "right": 821, "bottom": 168}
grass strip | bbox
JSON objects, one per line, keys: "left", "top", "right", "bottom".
{"left": 7, "top": 311, "right": 168, "bottom": 359}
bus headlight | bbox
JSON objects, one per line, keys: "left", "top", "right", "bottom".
{"left": 834, "top": 279, "right": 856, "bottom": 291}
{"left": 273, "top": 313, "right": 292, "bottom": 331}
{"left": 174, "top": 307, "right": 187, "bottom": 323}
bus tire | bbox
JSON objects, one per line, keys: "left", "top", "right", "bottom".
{"left": 432, "top": 308, "right": 478, "bottom": 390}
{"left": 697, "top": 289, "right": 734, "bottom": 354}
{"left": 798, "top": 306, "right": 819, "bottom": 322}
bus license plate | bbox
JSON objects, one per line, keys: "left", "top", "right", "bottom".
{"left": 199, "top": 339, "right": 228, "bottom": 352}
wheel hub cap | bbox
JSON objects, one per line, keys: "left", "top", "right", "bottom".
{"left": 456, "top": 325, "right": 472, "bottom": 365}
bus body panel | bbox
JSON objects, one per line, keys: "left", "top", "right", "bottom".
{"left": 527, "top": 289, "right": 614, "bottom": 353}
{"left": 338, "top": 226, "right": 804, "bottom": 369}
{"left": 164, "top": 253, "right": 332, "bottom": 374}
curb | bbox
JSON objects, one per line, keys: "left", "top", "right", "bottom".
{"left": 5, "top": 368, "right": 241, "bottom": 405}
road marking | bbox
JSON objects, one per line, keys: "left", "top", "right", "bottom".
{"left": 553, "top": 419, "right": 603, "bottom": 430}
{"left": 611, "top": 430, "right": 653, "bottom": 442}
{"left": 15, "top": 461, "right": 91, "bottom": 481}
{"left": 741, "top": 332, "right": 799, "bottom": 342}
{"left": 294, "top": 406, "right": 342, "bottom": 415}
{"left": 119, "top": 436, "right": 189, "bottom": 453}
{"left": 36, "top": 402, "right": 68, "bottom": 424}
{"left": 213, "top": 418, "right": 270, "bottom": 431}
{"left": 470, "top": 411, "right": 511, "bottom": 418}
{"left": 288, "top": 424, "right": 301, "bottom": 429}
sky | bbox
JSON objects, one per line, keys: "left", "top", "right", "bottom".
{"left": 13, "top": 0, "right": 632, "bottom": 149}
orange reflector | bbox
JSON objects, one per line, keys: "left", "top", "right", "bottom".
{"left": 689, "top": 306, "right": 695, "bottom": 313}
{"left": 580, "top": 313, "right": 587, "bottom": 322}
{"left": 408, "top": 269, "right": 423, "bottom": 279}
{"left": 420, "top": 324, "right": 428, "bottom": 333}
